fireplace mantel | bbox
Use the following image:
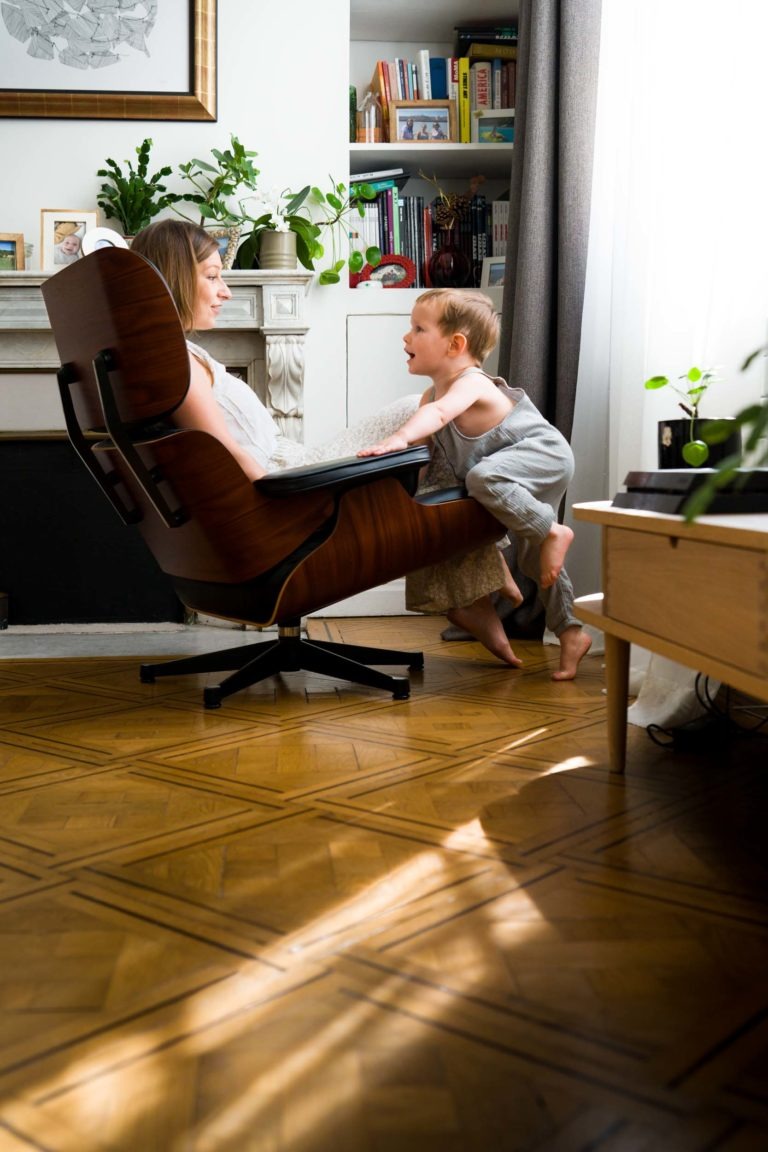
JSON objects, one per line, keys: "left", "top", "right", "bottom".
{"left": 0, "top": 268, "right": 314, "bottom": 441}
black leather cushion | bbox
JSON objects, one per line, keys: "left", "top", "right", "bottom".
{"left": 256, "top": 446, "right": 431, "bottom": 497}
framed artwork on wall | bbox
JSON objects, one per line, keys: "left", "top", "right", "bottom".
{"left": 0, "top": 233, "right": 25, "bottom": 270}
{"left": 0, "top": 0, "right": 216, "bottom": 121}
{"left": 40, "top": 210, "right": 98, "bottom": 270}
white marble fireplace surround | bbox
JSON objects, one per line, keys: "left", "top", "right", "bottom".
{"left": 0, "top": 269, "right": 314, "bottom": 442}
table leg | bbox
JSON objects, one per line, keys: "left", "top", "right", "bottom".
{"left": 604, "top": 633, "right": 630, "bottom": 773}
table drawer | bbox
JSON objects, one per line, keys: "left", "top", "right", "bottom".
{"left": 604, "top": 526, "right": 768, "bottom": 678}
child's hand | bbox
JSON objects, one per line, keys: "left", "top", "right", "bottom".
{"left": 357, "top": 433, "right": 410, "bottom": 457}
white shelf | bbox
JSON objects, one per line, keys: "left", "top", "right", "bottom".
{"left": 350, "top": 142, "right": 514, "bottom": 182}
{"left": 351, "top": 0, "right": 518, "bottom": 44}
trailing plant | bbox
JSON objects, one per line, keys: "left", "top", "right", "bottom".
{"left": 96, "top": 138, "right": 183, "bottom": 236}
{"left": 644, "top": 365, "right": 721, "bottom": 466}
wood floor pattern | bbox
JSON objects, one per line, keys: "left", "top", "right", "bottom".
{"left": 0, "top": 616, "right": 766, "bottom": 1151}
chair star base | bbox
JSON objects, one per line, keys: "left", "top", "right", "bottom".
{"left": 140, "top": 622, "right": 422, "bottom": 706}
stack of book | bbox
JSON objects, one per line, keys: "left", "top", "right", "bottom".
{"left": 366, "top": 24, "right": 517, "bottom": 145}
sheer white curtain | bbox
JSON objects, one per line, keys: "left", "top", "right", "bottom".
{"left": 568, "top": 0, "right": 768, "bottom": 721}
{"left": 567, "top": 0, "right": 768, "bottom": 600}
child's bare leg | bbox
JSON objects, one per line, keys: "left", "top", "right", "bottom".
{"left": 498, "top": 551, "right": 523, "bottom": 609}
{"left": 540, "top": 523, "right": 574, "bottom": 589}
{"left": 446, "top": 596, "right": 523, "bottom": 667}
{"left": 551, "top": 625, "right": 592, "bottom": 681}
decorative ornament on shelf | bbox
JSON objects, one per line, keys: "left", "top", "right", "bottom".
{"left": 421, "top": 171, "right": 485, "bottom": 288}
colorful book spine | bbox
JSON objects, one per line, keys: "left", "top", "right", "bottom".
{"left": 417, "top": 49, "right": 432, "bottom": 100}
{"left": 470, "top": 60, "right": 492, "bottom": 112}
{"left": 458, "top": 56, "right": 471, "bottom": 143}
{"left": 428, "top": 56, "right": 447, "bottom": 99}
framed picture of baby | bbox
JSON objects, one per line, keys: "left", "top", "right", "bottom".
{"left": 40, "top": 210, "right": 98, "bottom": 271}
{"left": 389, "top": 100, "right": 456, "bottom": 144}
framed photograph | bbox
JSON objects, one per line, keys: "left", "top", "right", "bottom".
{"left": 0, "top": 0, "right": 216, "bottom": 121}
{"left": 209, "top": 226, "right": 241, "bottom": 269}
{"left": 480, "top": 256, "right": 506, "bottom": 288}
{"left": 389, "top": 100, "right": 456, "bottom": 144}
{"left": 471, "top": 109, "right": 515, "bottom": 145}
{"left": 41, "top": 210, "right": 98, "bottom": 271}
{"left": 355, "top": 254, "right": 417, "bottom": 289}
{"left": 0, "top": 233, "right": 25, "bottom": 271}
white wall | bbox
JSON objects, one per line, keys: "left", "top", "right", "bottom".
{"left": 0, "top": 0, "right": 352, "bottom": 446}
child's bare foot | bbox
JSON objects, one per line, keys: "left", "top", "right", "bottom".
{"left": 447, "top": 597, "right": 523, "bottom": 667}
{"left": 540, "top": 523, "right": 574, "bottom": 588}
{"left": 551, "top": 626, "right": 592, "bottom": 681}
{"left": 498, "top": 553, "right": 524, "bottom": 609}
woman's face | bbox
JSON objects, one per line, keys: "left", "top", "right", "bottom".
{"left": 191, "top": 250, "right": 232, "bottom": 330}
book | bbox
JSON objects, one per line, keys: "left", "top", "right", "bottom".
{"left": 470, "top": 60, "right": 492, "bottom": 112}
{"left": 428, "top": 56, "right": 447, "bottom": 99}
{"left": 458, "top": 56, "right": 471, "bottom": 143}
{"left": 464, "top": 41, "right": 518, "bottom": 61}
{"left": 492, "top": 57, "right": 503, "bottom": 108}
{"left": 417, "top": 48, "right": 432, "bottom": 100}
{"left": 491, "top": 199, "right": 509, "bottom": 257}
{"left": 350, "top": 167, "right": 405, "bottom": 181}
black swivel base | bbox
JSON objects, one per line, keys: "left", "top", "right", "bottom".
{"left": 140, "top": 621, "right": 424, "bottom": 707}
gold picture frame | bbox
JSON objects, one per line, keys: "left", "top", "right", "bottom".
{"left": 0, "top": 233, "right": 25, "bottom": 271}
{"left": 389, "top": 100, "right": 457, "bottom": 144}
{"left": 0, "top": 0, "right": 216, "bottom": 121}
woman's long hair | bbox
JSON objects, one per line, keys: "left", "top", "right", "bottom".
{"left": 131, "top": 220, "right": 218, "bottom": 331}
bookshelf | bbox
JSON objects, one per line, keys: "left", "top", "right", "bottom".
{"left": 349, "top": 1, "right": 518, "bottom": 168}
{"left": 349, "top": 1, "right": 519, "bottom": 288}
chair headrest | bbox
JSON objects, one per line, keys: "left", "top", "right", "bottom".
{"left": 42, "top": 246, "right": 190, "bottom": 431}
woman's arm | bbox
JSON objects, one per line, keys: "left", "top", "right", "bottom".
{"left": 176, "top": 353, "right": 267, "bottom": 481}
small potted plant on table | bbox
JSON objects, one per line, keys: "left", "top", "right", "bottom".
{"left": 644, "top": 365, "right": 741, "bottom": 468}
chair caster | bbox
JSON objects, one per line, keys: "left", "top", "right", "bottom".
{"left": 140, "top": 666, "right": 156, "bottom": 683}
{"left": 203, "top": 687, "right": 223, "bottom": 709}
{"left": 408, "top": 656, "right": 425, "bottom": 671}
{"left": 392, "top": 678, "right": 410, "bottom": 700}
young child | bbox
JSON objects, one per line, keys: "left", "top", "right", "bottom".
{"left": 358, "top": 288, "right": 591, "bottom": 680}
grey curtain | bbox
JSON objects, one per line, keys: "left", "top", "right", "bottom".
{"left": 498, "top": 0, "right": 602, "bottom": 442}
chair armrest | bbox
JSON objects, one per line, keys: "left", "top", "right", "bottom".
{"left": 255, "top": 446, "right": 431, "bottom": 497}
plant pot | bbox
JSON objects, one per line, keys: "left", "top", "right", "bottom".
{"left": 259, "top": 229, "right": 297, "bottom": 270}
{"left": 657, "top": 418, "right": 741, "bottom": 469}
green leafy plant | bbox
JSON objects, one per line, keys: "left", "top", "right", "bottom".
{"left": 96, "top": 138, "right": 183, "bottom": 236}
{"left": 644, "top": 365, "right": 721, "bottom": 466}
{"left": 682, "top": 345, "right": 768, "bottom": 520}
{"left": 177, "top": 134, "right": 261, "bottom": 227}
{"left": 235, "top": 177, "right": 381, "bottom": 283}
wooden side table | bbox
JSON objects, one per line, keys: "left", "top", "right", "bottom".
{"left": 572, "top": 501, "right": 768, "bottom": 772}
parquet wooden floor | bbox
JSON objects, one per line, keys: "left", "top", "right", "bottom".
{"left": 0, "top": 616, "right": 766, "bottom": 1151}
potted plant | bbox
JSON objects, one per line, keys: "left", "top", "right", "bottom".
{"left": 176, "top": 134, "right": 261, "bottom": 229}
{"left": 644, "top": 364, "right": 741, "bottom": 467}
{"left": 235, "top": 177, "right": 382, "bottom": 283}
{"left": 96, "top": 138, "right": 184, "bottom": 237}
{"left": 682, "top": 344, "right": 768, "bottom": 518}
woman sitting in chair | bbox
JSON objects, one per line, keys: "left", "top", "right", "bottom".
{"left": 130, "top": 221, "right": 523, "bottom": 668}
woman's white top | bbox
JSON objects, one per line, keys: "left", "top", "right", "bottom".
{"left": 186, "top": 340, "right": 279, "bottom": 470}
